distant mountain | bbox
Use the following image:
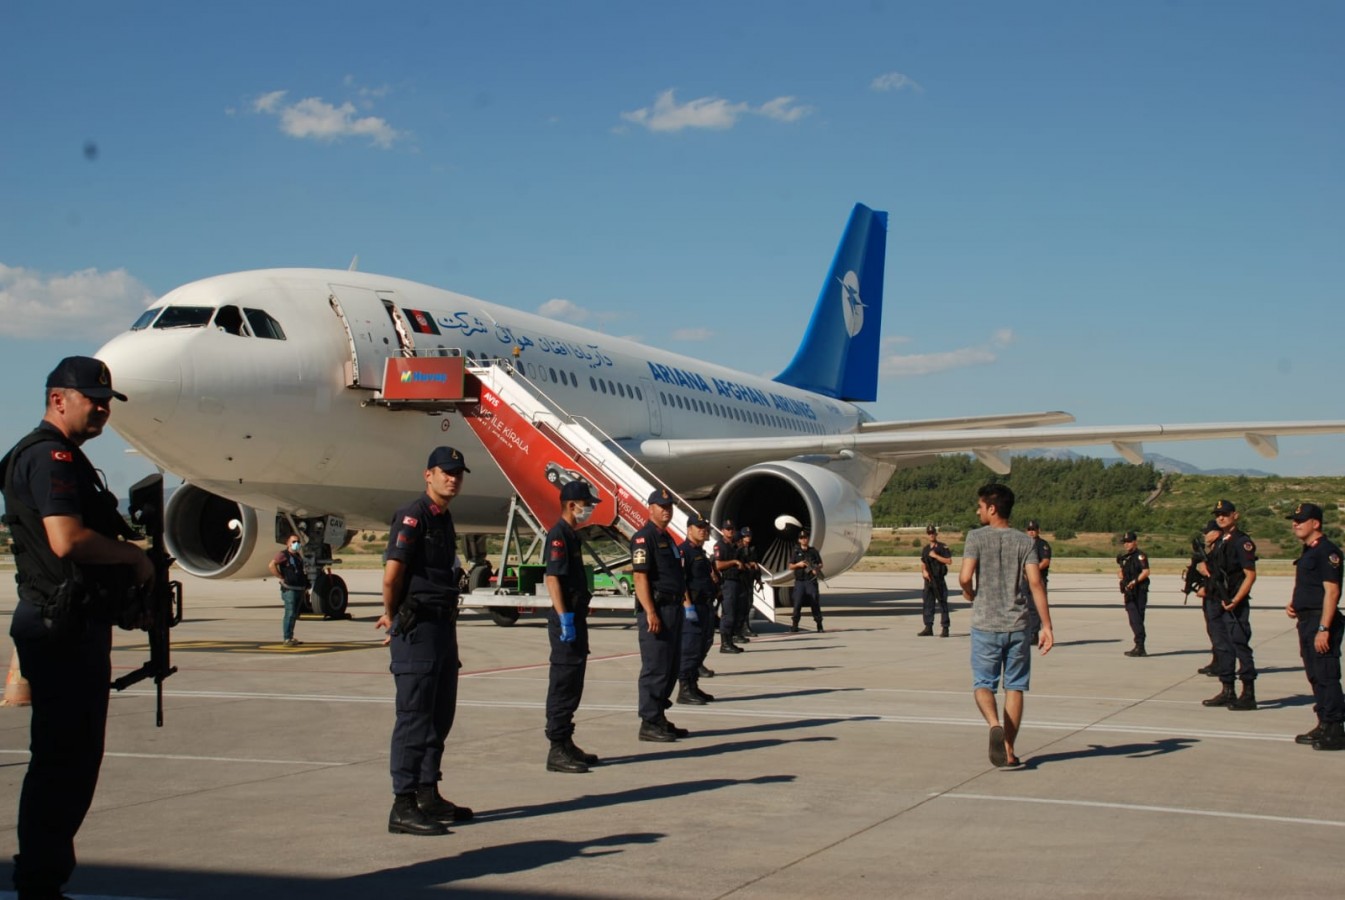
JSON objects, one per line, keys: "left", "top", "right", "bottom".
{"left": 1011, "top": 449, "right": 1274, "bottom": 478}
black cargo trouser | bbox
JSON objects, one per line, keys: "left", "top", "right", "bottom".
{"left": 545, "top": 598, "right": 590, "bottom": 741}
{"left": 389, "top": 610, "right": 459, "bottom": 794}
{"left": 10, "top": 600, "right": 112, "bottom": 897}
{"left": 638, "top": 601, "right": 682, "bottom": 722}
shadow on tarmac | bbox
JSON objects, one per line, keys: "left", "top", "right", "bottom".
{"left": 70, "top": 832, "right": 668, "bottom": 899}
{"left": 725, "top": 686, "right": 864, "bottom": 703}
{"left": 1021, "top": 736, "right": 1199, "bottom": 769}
{"left": 481, "top": 774, "right": 796, "bottom": 819}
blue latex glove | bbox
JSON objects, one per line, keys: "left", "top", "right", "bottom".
{"left": 559, "top": 611, "right": 577, "bottom": 643}
{"left": 684, "top": 605, "right": 699, "bottom": 623}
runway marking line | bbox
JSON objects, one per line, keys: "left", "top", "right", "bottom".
{"left": 939, "top": 792, "right": 1345, "bottom": 828}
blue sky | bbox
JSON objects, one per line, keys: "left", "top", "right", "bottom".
{"left": 2, "top": 1, "right": 1342, "bottom": 490}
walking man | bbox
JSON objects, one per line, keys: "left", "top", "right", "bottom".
{"left": 958, "top": 484, "right": 1053, "bottom": 768}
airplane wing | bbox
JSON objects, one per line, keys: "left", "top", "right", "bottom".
{"left": 635, "top": 420, "right": 1345, "bottom": 475}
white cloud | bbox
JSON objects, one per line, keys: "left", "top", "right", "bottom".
{"left": 671, "top": 327, "right": 714, "bottom": 341}
{"left": 536, "top": 298, "right": 590, "bottom": 323}
{"left": 880, "top": 329, "right": 1015, "bottom": 376}
{"left": 0, "top": 263, "right": 155, "bottom": 340}
{"left": 871, "top": 71, "right": 923, "bottom": 93}
{"left": 621, "top": 89, "right": 813, "bottom": 133}
{"left": 251, "top": 89, "right": 402, "bottom": 148}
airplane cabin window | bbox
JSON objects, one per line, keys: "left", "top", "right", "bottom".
{"left": 130, "top": 308, "right": 160, "bottom": 331}
{"left": 634, "top": 387, "right": 642, "bottom": 401}
{"left": 590, "top": 376, "right": 597, "bottom": 391}
{"left": 213, "top": 305, "right": 247, "bottom": 336}
{"left": 244, "top": 308, "right": 287, "bottom": 340}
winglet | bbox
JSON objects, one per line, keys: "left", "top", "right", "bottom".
{"left": 773, "top": 203, "right": 887, "bottom": 402}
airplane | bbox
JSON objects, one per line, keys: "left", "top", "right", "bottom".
{"left": 94, "top": 203, "right": 1345, "bottom": 617}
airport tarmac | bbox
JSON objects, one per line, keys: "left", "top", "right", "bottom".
{"left": 0, "top": 567, "right": 1339, "bottom": 899}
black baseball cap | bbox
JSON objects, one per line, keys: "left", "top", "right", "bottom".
{"left": 1288, "top": 502, "right": 1324, "bottom": 524}
{"left": 647, "top": 488, "right": 674, "bottom": 506}
{"left": 926, "top": 525, "right": 938, "bottom": 534}
{"left": 426, "top": 446, "right": 470, "bottom": 472}
{"left": 799, "top": 528, "right": 811, "bottom": 539}
{"left": 740, "top": 526, "right": 753, "bottom": 538}
{"left": 46, "top": 356, "right": 126, "bottom": 402}
{"left": 559, "top": 480, "right": 599, "bottom": 504}
{"left": 720, "top": 519, "right": 735, "bottom": 530}
{"left": 687, "top": 514, "right": 709, "bottom": 529}
{"left": 1213, "top": 499, "right": 1236, "bottom": 515}
{"left": 1121, "top": 531, "right": 1137, "bottom": 542}
{"left": 1025, "top": 519, "right": 1040, "bottom": 531}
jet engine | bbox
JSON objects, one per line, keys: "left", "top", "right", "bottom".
{"left": 164, "top": 484, "right": 275, "bottom": 579}
{"left": 709, "top": 460, "right": 872, "bottom": 582}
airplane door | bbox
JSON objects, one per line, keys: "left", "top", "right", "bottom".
{"left": 640, "top": 377, "right": 662, "bottom": 436}
{"left": 328, "top": 284, "right": 406, "bottom": 388}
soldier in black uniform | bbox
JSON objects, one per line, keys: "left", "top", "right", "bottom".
{"left": 788, "top": 529, "right": 825, "bottom": 633}
{"left": 676, "top": 514, "right": 716, "bottom": 706}
{"left": 714, "top": 520, "right": 744, "bottom": 654}
{"left": 919, "top": 525, "right": 952, "bottom": 637}
{"left": 1117, "top": 531, "right": 1151, "bottom": 657}
{"left": 1201, "top": 500, "right": 1259, "bottom": 711}
{"left": 543, "top": 479, "right": 602, "bottom": 773}
{"left": 1021, "top": 520, "right": 1051, "bottom": 644}
{"left": 1283, "top": 503, "right": 1345, "bottom": 750}
{"left": 735, "top": 527, "right": 762, "bottom": 641}
{"left": 377, "top": 446, "right": 475, "bottom": 835}
{"left": 1186, "top": 520, "right": 1224, "bottom": 675}
{"left": 631, "top": 488, "right": 691, "bottom": 742}
{"left": 2, "top": 356, "right": 154, "bottom": 900}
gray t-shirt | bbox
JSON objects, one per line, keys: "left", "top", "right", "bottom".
{"left": 964, "top": 525, "right": 1039, "bottom": 633}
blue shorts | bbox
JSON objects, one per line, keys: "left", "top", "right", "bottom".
{"left": 971, "top": 628, "right": 1032, "bottom": 692}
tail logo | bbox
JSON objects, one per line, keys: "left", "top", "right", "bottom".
{"left": 838, "top": 271, "right": 865, "bottom": 337}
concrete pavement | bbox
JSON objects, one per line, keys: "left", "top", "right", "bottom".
{"left": 0, "top": 568, "right": 1337, "bottom": 899}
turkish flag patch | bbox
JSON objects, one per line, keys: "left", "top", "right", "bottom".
{"left": 402, "top": 516, "right": 419, "bottom": 527}
{"left": 51, "top": 450, "right": 73, "bottom": 463}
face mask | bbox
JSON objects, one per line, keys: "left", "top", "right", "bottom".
{"left": 289, "top": 542, "right": 300, "bottom": 552}
{"left": 575, "top": 505, "right": 593, "bottom": 524}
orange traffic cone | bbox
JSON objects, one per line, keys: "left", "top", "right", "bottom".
{"left": 1, "top": 646, "right": 30, "bottom": 707}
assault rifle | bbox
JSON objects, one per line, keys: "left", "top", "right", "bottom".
{"left": 111, "top": 474, "right": 183, "bottom": 727}
{"left": 1180, "top": 539, "right": 1209, "bottom": 605}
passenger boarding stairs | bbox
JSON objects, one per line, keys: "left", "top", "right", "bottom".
{"left": 373, "top": 353, "right": 776, "bottom": 624}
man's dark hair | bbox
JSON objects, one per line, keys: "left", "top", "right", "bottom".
{"left": 977, "top": 483, "right": 1016, "bottom": 520}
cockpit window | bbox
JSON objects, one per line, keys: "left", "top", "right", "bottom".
{"left": 152, "top": 306, "right": 214, "bottom": 329}
{"left": 244, "top": 308, "right": 286, "bottom": 340}
{"left": 130, "top": 308, "right": 161, "bottom": 331}
{"left": 213, "top": 305, "right": 247, "bottom": 336}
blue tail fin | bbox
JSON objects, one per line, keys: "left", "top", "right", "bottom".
{"left": 773, "top": 203, "right": 887, "bottom": 402}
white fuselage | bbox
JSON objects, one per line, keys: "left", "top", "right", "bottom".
{"left": 96, "top": 269, "right": 867, "bottom": 531}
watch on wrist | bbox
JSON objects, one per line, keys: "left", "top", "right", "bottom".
{"left": 1318, "top": 625, "right": 1329, "bottom": 632}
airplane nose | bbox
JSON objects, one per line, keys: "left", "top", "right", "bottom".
{"left": 96, "top": 330, "right": 182, "bottom": 435}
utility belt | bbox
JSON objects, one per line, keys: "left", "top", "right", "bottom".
{"left": 396, "top": 593, "right": 460, "bottom": 631}
{"left": 653, "top": 590, "right": 683, "bottom": 606}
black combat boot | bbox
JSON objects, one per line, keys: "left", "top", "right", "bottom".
{"left": 659, "top": 717, "right": 690, "bottom": 738}
{"left": 639, "top": 720, "right": 676, "bottom": 742}
{"left": 1124, "top": 641, "right": 1147, "bottom": 657}
{"left": 389, "top": 793, "right": 449, "bottom": 835}
{"left": 917, "top": 625, "right": 933, "bottom": 637}
{"left": 546, "top": 740, "right": 589, "bottom": 773}
{"left": 1296, "top": 721, "right": 1325, "bottom": 745}
{"left": 566, "top": 737, "right": 600, "bottom": 766}
{"left": 940, "top": 626, "right": 949, "bottom": 638}
{"left": 415, "top": 785, "right": 474, "bottom": 822}
{"left": 1202, "top": 684, "right": 1236, "bottom": 707}
{"left": 698, "top": 664, "right": 715, "bottom": 678}
{"left": 1197, "top": 657, "right": 1217, "bottom": 676}
{"left": 693, "top": 682, "right": 715, "bottom": 702}
{"left": 1312, "top": 721, "right": 1345, "bottom": 751}
{"left": 790, "top": 618, "right": 800, "bottom": 633}
{"left": 676, "top": 680, "right": 707, "bottom": 705}
{"left": 720, "top": 635, "right": 743, "bottom": 654}
{"left": 1228, "top": 682, "right": 1257, "bottom": 711}
{"left": 814, "top": 619, "right": 824, "bottom": 633}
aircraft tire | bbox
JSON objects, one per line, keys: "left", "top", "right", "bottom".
{"left": 314, "top": 573, "right": 350, "bottom": 619}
